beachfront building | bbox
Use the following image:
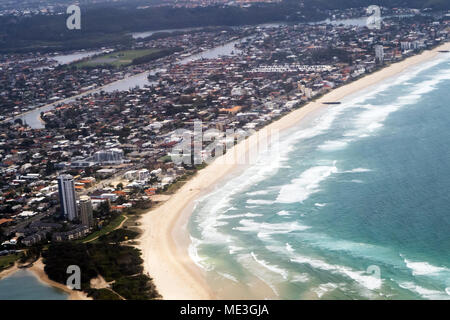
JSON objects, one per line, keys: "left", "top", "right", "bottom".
{"left": 79, "top": 195, "right": 94, "bottom": 228}
{"left": 52, "top": 226, "right": 90, "bottom": 242}
{"left": 22, "top": 231, "right": 48, "bottom": 246}
{"left": 57, "top": 174, "right": 78, "bottom": 221}
{"left": 375, "top": 45, "right": 384, "bottom": 63}
{"left": 137, "top": 169, "right": 150, "bottom": 182}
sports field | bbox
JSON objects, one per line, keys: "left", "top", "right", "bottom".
{"left": 74, "top": 48, "right": 162, "bottom": 68}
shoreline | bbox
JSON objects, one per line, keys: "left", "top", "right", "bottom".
{"left": 139, "top": 41, "right": 450, "bottom": 300}
{"left": 28, "top": 259, "right": 91, "bottom": 300}
{"left": 0, "top": 263, "right": 19, "bottom": 281}
{"left": 0, "top": 260, "right": 91, "bottom": 300}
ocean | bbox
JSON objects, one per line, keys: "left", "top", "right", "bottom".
{"left": 188, "top": 53, "right": 450, "bottom": 299}
{"left": 0, "top": 270, "right": 68, "bottom": 300}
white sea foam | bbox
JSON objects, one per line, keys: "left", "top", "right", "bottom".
{"left": 276, "top": 210, "right": 291, "bottom": 216}
{"left": 192, "top": 114, "right": 305, "bottom": 246}
{"left": 188, "top": 236, "right": 214, "bottom": 271}
{"left": 196, "top": 208, "right": 232, "bottom": 245}
{"left": 236, "top": 253, "right": 281, "bottom": 296}
{"left": 345, "top": 103, "right": 402, "bottom": 138}
{"left": 228, "top": 245, "right": 244, "bottom": 255}
{"left": 235, "top": 219, "right": 310, "bottom": 233}
{"left": 286, "top": 243, "right": 294, "bottom": 252}
{"left": 403, "top": 257, "right": 449, "bottom": 276}
{"left": 312, "top": 283, "right": 339, "bottom": 298}
{"left": 398, "top": 282, "right": 450, "bottom": 300}
{"left": 343, "top": 168, "right": 372, "bottom": 173}
{"left": 234, "top": 220, "right": 309, "bottom": 241}
{"left": 217, "top": 272, "right": 239, "bottom": 282}
{"left": 318, "top": 139, "right": 350, "bottom": 151}
{"left": 338, "top": 64, "right": 450, "bottom": 145}
{"left": 246, "top": 190, "right": 270, "bottom": 196}
{"left": 218, "top": 212, "right": 263, "bottom": 220}
{"left": 193, "top": 137, "right": 290, "bottom": 246}
{"left": 251, "top": 252, "right": 289, "bottom": 280}
{"left": 319, "top": 66, "right": 450, "bottom": 158}
{"left": 289, "top": 232, "right": 397, "bottom": 268}
{"left": 290, "top": 254, "right": 382, "bottom": 291}
{"left": 314, "top": 203, "right": 327, "bottom": 207}
{"left": 246, "top": 199, "right": 274, "bottom": 205}
{"left": 291, "top": 273, "right": 310, "bottom": 283}
{"left": 276, "top": 162, "right": 338, "bottom": 203}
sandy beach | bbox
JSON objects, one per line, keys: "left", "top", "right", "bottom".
{"left": 138, "top": 41, "right": 450, "bottom": 300}
{"left": 0, "top": 259, "right": 91, "bottom": 300}
{"left": 0, "top": 263, "right": 19, "bottom": 281}
{"left": 28, "top": 259, "right": 91, "bottom": 300}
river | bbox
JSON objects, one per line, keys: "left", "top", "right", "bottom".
{"left": 16, "top": 38, "right": 245, "bottom": 129}
{"left": 0, "top": 270, "right": 68, "bottom": 300}
{"left": 51, "top": 50, "right": 103, "bottom": 65}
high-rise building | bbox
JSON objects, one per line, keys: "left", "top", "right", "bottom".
{"left": 375, "top": 45, "right": 384, "bottom": 63}
{"left": 79, "top": 195, "right": 94, "bottom": 228}
{"left": 137, "top": 169, "right": 150, "bottom": 182}
{"left": 57, "top": 174, "right": 78, "bottom": 221}
{"left": 91, "top": 148, "right": 124, "bottom": 165}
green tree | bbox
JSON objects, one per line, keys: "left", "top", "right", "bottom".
{"left": 97, "top": 201, "right": 111, "bottom": 216}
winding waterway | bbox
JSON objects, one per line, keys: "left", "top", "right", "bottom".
{"left": 15, "top": 39, "right": 244, "bottom": 129}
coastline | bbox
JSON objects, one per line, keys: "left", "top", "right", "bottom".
{"left": 139, "top": 41, "right": 450, "bottom": 300}
{"left": 0, "top": 260, "right": 91, "bottom": 300}
{"left": 28, "top": 259, "right": 91, "bottom": 300}
{"left": 0, "top": 263, "right": 19, "bottom": 281}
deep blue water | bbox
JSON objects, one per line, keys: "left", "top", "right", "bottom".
{"left": 189, "top": 53, "right": 450, "bottom": 299}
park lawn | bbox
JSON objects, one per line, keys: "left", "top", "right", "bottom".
{"left": 0, "top": 253, "right": 21, "bottom": 271}
{"left": 74, "top": 49, "right": 161, "bottom": 68}
{"left": 79, "top": 214, "right": 127, "bottom": 243}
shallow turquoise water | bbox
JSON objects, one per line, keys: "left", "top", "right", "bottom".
{"left": 0, "top": 270, "right": 68, "bottom": 300}
{"left": 189, "top": 53, "right": 450, "bottom": 299}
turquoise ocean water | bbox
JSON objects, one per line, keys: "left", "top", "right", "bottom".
{"left": 188, "top": 53, "right": 450, "bottom": 299}
{"left": 0, "top": 270, "right": 68, "bottom": 300}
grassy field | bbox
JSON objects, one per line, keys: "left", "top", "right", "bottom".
{"left": 74, "top": 49, "right": 162, "bottom": 68}
{"left": 80, "top": 214, "right": 127, "bottom": 243}
{"left": 0, "top": 253, "right": 21, "bottom": 271}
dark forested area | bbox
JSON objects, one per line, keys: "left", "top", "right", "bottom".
{"left": 0, "top": 2, "right": 318, "bottom": 53}
{"left": 43, "top": 242, "right": 160, "bottom": 300}
{"left": 308, "top": 0, "right": 450, "bottom": 10}
{"left": 0, "top": 0, "right": 448, "bottom": 53}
